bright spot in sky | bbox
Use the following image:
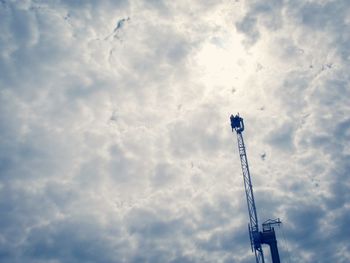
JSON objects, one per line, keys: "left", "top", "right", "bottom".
{"left": 195, "top": 34, "right": 250, "bottom": 89}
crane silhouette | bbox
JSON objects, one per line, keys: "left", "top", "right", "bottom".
{"left": 230, "top": 114, "right": 281, "bottom": 263}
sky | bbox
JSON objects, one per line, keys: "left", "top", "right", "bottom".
{"left": 0, "top": 0, "right": 350, "bottom": 262}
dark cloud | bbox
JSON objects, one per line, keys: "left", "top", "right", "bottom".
{"left": 235, "top": 1, "right": 284, "bottom": 45}
{"left": 266, "top": 122, "right": 295, "bottom": 152}
{"left": 235, "top": 15, "right": 260, "bottom": 46}
{"left": 22, "top": 218, "right": 125, "bottom": 263}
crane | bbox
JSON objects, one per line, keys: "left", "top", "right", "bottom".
{"left": 230, "top": 114, "right": 281, "bottom": 263}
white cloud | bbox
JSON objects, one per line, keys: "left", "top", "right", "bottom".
{"left": 0, "top": 0, "right": 350, "bottom": 262}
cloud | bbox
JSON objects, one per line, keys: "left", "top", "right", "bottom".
{"left": 1, "top": 0, "right": 350, "bottom": 262}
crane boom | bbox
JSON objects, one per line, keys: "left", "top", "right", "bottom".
{"left": 231, "top": 114, "right": 265, "bottom": 263}
{"left": 230, "top": 114, "right": 281, "bottom": 263}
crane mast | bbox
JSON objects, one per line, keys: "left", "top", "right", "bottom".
{"left": 230, "top": 114, "right": 281, "bottom": 263}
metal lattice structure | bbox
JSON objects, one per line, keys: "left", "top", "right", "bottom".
{"left": 230, "top": 114, "right": 281, "bottom": 263}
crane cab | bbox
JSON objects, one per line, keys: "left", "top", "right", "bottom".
{"left": 230, "top": 114, "right": 244, "bottom": 133}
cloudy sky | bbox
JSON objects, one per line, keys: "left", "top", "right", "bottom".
{"left": 1, "top": 0, "right": 350, "bottom": 262}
